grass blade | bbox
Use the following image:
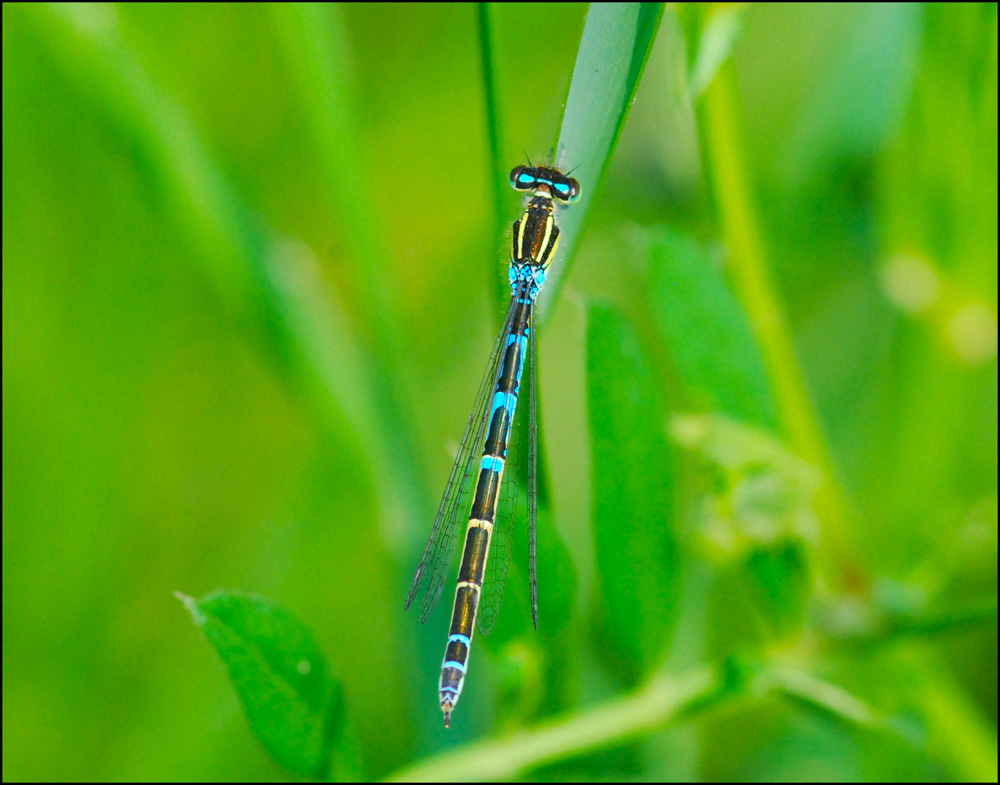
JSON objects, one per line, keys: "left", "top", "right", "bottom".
{"left": 541, "top": 2, "right": 664, "bottom": 318}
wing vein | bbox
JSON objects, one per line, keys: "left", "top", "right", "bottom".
{"left": 405, "top": 293, "right": 520, "bottom": 622}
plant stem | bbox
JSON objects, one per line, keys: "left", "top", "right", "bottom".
{"left": 476, "top": 2, "right": 510, "bottom": 316}
{"left": 701, "top": 61, "right": 863, "bottom": 591}
{"left": 388, "top": 667, "right": 717, "bottom": 781}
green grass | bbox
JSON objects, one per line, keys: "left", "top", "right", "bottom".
{"left": 3, "top": 3, "right": 997, "bottom": 782}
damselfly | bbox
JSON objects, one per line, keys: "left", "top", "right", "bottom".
{"left": 405, "top": 164, "right": 580, "bottom": 727}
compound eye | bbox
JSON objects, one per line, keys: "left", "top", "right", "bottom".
{"left": 509, "top": 166, "right": 535, "bottom": 191}
{"left": 552, "top": 178, "right": 581, "bottom": 203}
{"left": 564, "top": 177, "right": 581, "bottom": 203}
{"left": 552, "top": 181, "right": 572, "bottom": 200}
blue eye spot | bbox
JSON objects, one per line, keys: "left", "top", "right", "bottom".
{"left": 518, "top": 172, "right": 534, "bottom": 185}
{"left": 554, "top": 183, "right": 569, "bottom": 195}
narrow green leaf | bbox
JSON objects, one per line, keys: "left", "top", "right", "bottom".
{"left": 266, "top": 2, "right": 428, "bottom": 525}
{"left": 266, "top": 3, "right": 403, "bottom": 355}
{"left": 22, "top": 3, "right": 426, "bottom": 543}
{"left": 477, "top": 2, "right": 514, "bottom": 315}
{"left": 178, "top": 591, "right": 343, "bottom": 780}
{"left": 644, "top": 227, "right": 778, "bottom": 430}
{"left": 542, "top": 2, "right": 664, "bottom": 317}
{"left": 587, "top": 304, "right": 678, "bottom": 678}
{"left": 677, "top": 3, "right": 748, "bottom": 99}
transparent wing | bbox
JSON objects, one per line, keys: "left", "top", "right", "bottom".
{"left": 528, "top": 314, "right": 540, "bottom": 630}
{"left": 405, "top": 294, "right": 520, "bottom": 622}
{"left": 478, "top": 303, "right": 534, "bottom": 637}
{"left": 476, "top": 394, "right": 521, "bottom": 637}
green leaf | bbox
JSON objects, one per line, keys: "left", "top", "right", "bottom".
{"left": 178, "top": 591, "right": 343, "bottom": 779}
{"left": 532, "top": 492, "right": 580, "bottom": 717}
{"left": 744, "top": 540, "right": 811, "bottom": 637}
{"left": 587, "top": 304, "right": 678, "bottom": 678}
{"left": 644, "top": 227, "right": 778, "bottom": 430}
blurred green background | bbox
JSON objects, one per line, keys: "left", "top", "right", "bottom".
{"left": 3, "top": 3, "right": 996, "bottom": 781}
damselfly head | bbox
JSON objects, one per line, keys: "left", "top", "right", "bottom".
{"left": 509, "top": 165, "right": 581, "bottom": 204}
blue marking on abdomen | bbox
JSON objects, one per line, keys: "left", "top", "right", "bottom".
{"left": 490, "top": 391, "right": 507, "bottom": 418}
{"left": 491, "top": 390, "right": 520, "bottom": 420}
{"left": 505, "top": 333, "right": 528, "bottom": 357}
{"left": 442, "top": 660, "right": 467, "bottom": 673}
{"left": 448, "top": 634, "right": 471, "bottom": 646}
{"left": 480, "top": 455, "right": 505, "bottom": 472}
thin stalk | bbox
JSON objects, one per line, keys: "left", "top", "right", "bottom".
{"left": 388, "top": 666, "right": 718, "bottom": 782}
{"left": 701, "top": 61, "right": 862, "bottom": 590}
{"left": 477, "top": 2, "right": 510, "bottom": 317}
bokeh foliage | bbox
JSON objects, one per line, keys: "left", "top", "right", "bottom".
{"left": 3, "top": 3, "right": 996, "bottom": 782}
